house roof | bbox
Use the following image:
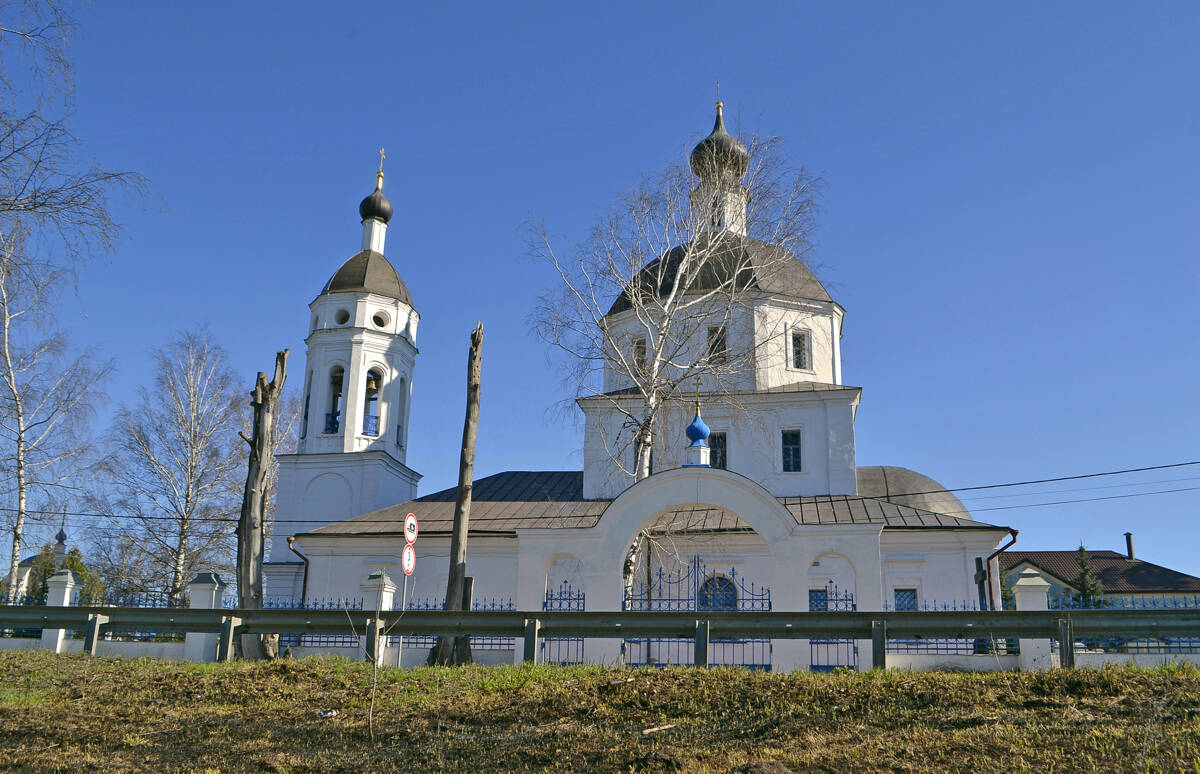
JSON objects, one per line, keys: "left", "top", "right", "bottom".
{"left": 305, "top": 470, "right": 1008, "bottom": 537}
{"left": 1000, "top": 550, "right": 1200, "bottom": 594}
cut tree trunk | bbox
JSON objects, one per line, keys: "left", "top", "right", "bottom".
{"left": 429, "top": 323, "right": 483, "bottom": 666}
{"left": 236, "top": 349, "right": 288, "bottom": 660}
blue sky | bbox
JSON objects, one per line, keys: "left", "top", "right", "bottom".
{"left": 42, "top": 3, "right": 1200, "bottom": 574}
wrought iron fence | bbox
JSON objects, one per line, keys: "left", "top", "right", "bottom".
{"left": 882, "top": 598, "right": 1018, "bottom": 655}
{"left": 262, "top": 597, "right": 364, "bottom": 648}
{"left": 324, "top": 412, "right": 340, "bottom": 434}
{"left": 624, "top": 557, "right": 771, "bottom": 670}
{"left": 362, "top": 415, "right": 379, "bottom": 436}
{"left": 391, "top": 596, "right": 517, "bottom": 650}
{"left": 809, "top": 583, "right": 857, "bottom": 671}
{"left": 0, "top": 591, "right": 47, "bottom": 638}
{"left": 1050, "top": 595, "right": 1200, "bottom": 654}
{"left": 75, "top": 591, "right": 187, "bottom": 642}
{"left": 542, "top": 581, "right": 586, "bottom": 665}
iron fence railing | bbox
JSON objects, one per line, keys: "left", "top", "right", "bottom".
{"left": 393, "top": 597, "right": 516, "bottom": 650}
{"left": 1048, "top": 595, "right": 1200, "bottom": 654}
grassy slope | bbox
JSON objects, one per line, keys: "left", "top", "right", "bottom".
{"left": 1, "top": 652, "right": 1200, "bottom": 772}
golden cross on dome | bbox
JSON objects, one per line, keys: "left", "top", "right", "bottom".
{"left": 716, "top": 77, "right": 722, "bottom": 111}
{"left": 378, "top": 147, "right": 386, "bottom": 174}
{"left": 694, "top": 375, "right": 702, "bottom": 416}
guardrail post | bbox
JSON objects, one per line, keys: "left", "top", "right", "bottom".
{"left": 39, "top": 570, "right": 78, "bottom": 654}
{"left": 83, "top": 614, "right": 109, "bottom": 656}
{"left": 871, "top": 620, "right": 887, "bottom": 670}
{"left": 694, "top": 620, "right": 710, "bottom": 668}
{"left": 364, "top": 617, "right": 383, "bottom": 664}
{"left": 217, "top": 616, "right": 241, "bottom": 662}
{"left": 185, "top": 572, "right": 226, "bottom": 662}
{"left": 523, "top": 618, "right": 541, "bottom": 665}
{"left": 1057, "top": 618, "right": 1075, "bottom": 669}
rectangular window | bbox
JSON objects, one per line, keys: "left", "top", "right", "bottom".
{"left": 894, "top": 588, "right": 918, "bottom": 611}
{"left": 632, "top": 337, "right": 647, "bottom": 375}
{"left": 791, "top": 328, "right": 811, "bottom": 370}
{"left": 709, "top": 432, "right": 727, "bottom": 470}
{"left": 707, "top": 325, "right": 727, "bottom": 366}
{"left": 781, "top": 430, "right": 802, "bottom": 472}
{"left": 808, "top": 588, "right": 829, "bottom": 612}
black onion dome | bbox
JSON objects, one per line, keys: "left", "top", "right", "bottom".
{"left": 321, "top": 250, "right": 412, "bottom": 305}
{"left": 359, "top": 175, "right": 394, "bottom": 223}
{"left": 689, "top": 103, "right": 749, "bottom": 179}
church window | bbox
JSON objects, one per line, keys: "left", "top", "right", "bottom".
{"left": 698, "top": 576, "right": 737, "bottom": 611}
{"left": 632, "top": 337, "right": 647, "bottom": 376}
{"left": 709, "top": 432, "right": 727, "bottom": 470}
{"left": 326, "top": 367, "right": 344, "bottom": 433}
{"left": 894, "top": 588, "right": 919, "bottom": 611}
{"left": 791, "top": 328, "right": 811, "bottom": 370}
{"left": 781, "top": 430, "right": 802, "bottom": 472}
{"left": 363, "top": 369, "right": 382, "bottom": 436}
{"left": 707, "top": 325, "right": 727, "bottom": 366}
{"left": 808, "top": 588, "right": 829, "bottom": 612}
{"left": 335, "top": 309, "right": 350, "bottom": 325}
{"left": 372, "top": 311, "right": 389, "bottom": 329}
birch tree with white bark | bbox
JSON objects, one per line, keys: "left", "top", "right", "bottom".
{"left": 106, "top": 330, "right": 243, "bottom": 601}
{"left": 0, "top": 226, "right": 112, "bottom": 600}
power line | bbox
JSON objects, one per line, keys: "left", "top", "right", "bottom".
{"left": 4, "top": 459, "right": 1200, "bottom": 524}
{"left": 956, "top": 475, "right": 1200, "bottom": 502}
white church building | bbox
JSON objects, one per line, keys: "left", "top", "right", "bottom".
{"left": 264, "top": 105, "right": 1016, "bottom": 671}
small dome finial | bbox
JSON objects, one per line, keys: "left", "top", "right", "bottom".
{"left": 359, "top": 153, "right": 394, "bottom": 224}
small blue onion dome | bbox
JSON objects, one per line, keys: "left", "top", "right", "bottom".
{"left": 359, "top": 172, "right": 393, "bottom": 223}
{"left": 56, "top": 528, "right": 67, "bottom": 545}
{"left": 685, "top": 407, "right": 711, "bottom": 447}
{"left": 690, "top": 102, "right": 749, "bottom": 180}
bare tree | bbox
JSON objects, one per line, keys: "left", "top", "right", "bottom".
{"left": 531, "top": 105, "right": 820, "bottom": 482}
{"left": 0, "top": 2, "right": 144, "bottom": 267}
{"left": 0, "top": 225, "right": 112, "bottom": 601}
{"left": 105, "top": 330, "right": 243, "bottom": 601}
{"left": 236, "top": 349, "right": 287, "bottom": 659}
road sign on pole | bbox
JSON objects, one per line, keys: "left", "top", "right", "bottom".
{"left": 402, "top": 543, "right": 416, "bottom": 576}
{"left": 404, "top": 513, "right": 418, "bottom": 545}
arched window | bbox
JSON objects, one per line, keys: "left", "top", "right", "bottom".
{"left": 363, "top": 368, "right": 382, "bottom": 436}
{"left": 325, "top": 367, "right": 344, "bottom": 433}
{"left": 697, "top": 575, "right": 737, "bottom": 611}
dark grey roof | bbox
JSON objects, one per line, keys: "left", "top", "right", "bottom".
{"left": 606, "top": 232, "right": 830, "bottom": 316}
{"left": 416, "top": 470, "right": 583, "bottom": 503}
{"left": 308, "top": 470, "right": 1008, "bottom": 537}
{"left": 1001, "top": 551, "right": 1200, "bottom": 594}
{"left": 321, "top": 250, "right": 412, "bottom": 305}
{"left": 856, "top": 466, "right": 971, "bottom": 520}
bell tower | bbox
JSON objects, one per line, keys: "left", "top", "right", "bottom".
{"left": 269, "top": 161, "right": 422, "bottom": 563}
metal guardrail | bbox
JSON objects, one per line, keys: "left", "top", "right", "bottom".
{"left": 5, "top": 607, "right": 1200, "bottom": 668}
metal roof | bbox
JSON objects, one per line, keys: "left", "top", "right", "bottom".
{"left": 320, "top": 250, "right": 412, "bottom": 305}
{"left": 1001, "top": 551, "right": 1200, "bottom": 594}
{"left": 306, "top": 470, "right": 1007, "bottom": 537}
{"left": 606, "top": 232, "right": 831, "bottom": 316}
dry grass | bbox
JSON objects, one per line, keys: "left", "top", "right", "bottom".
{"left": 1, "top": 651, "right": 1200, "bottom": 772}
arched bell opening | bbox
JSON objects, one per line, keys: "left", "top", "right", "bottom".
{"left": 363, "top": 368, "right": 383, "bottom": 437}
{"left": 325, "top": 366, "right": 345, "bottom": 434}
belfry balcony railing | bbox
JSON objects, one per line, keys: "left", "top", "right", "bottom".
{"left": 362, "top": 415, "right": 379, "bottom": 437}
{"left": 324, "top": 412, "right": 340, "bottom": 434}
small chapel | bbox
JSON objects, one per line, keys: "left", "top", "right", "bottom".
{"left": 263, "top": 104, "right": 1016, "bottom": 671}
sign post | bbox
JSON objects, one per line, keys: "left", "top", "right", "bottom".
{"left": 397, "top": 514, "right": 417, "bottom": 666}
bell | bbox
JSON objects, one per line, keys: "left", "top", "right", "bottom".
{"left": 365, "top": 375, "right": 379, "bottom": 396}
